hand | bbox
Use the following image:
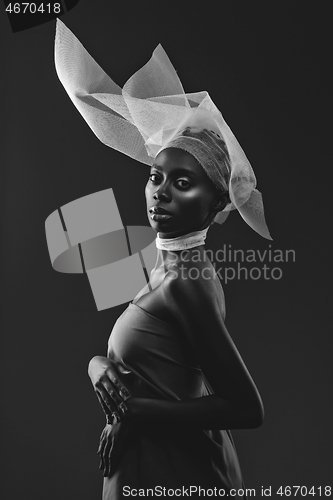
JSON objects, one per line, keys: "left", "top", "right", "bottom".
{"left": 88, "top": 356, "right": 131, "bottom": 423}
{"left": 97, "top": 421, "right": 135, "bottom": 478}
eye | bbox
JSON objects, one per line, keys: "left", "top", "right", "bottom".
{"left": 176, "top": 179, "right": 191, "bottom": 189}
{"left": 149, "top": 173, "right": 160, "bottom": 183}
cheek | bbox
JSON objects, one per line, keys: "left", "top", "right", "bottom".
{"left": 144, "top": 182, "right": 152, "bottom": 201}
{"left": 175, "top": 190, "right": 212, "bottom": 216}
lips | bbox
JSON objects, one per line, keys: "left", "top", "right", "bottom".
{"left": 150, "top": 213, "right": 172, "bottom": 222}
{"left": 149, "top": 206, "right": 172, "bottom": 215}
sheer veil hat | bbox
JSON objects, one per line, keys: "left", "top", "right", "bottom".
{"left": 54, "top": 18, "right": 272, "bottom": 240}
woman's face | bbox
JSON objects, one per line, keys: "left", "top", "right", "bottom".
{"left": 145, "top": 147, "right": 223, "bottom": 238}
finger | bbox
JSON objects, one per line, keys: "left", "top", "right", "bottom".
{"left": 105, "top": 369, "right": 131, "bottom": 401}
{"left": 102, "top": 431, "right": 111, "bottom": 474}
{"left": 118, "top": 402, "right": 128, "bottom": 419}
{"left": 96, "top": 385, "right": 118, "bottom": 415}
{"left": 97, "top": 427, "right": 106, "bottom": 453}
{"left": 103, "top": 433, "right": 114, "bottom": 477}
{"left": 119, "top": 386, "right": 130, "bottom": 400}
{"left": 102, "top": 380, "right": 124, "bottom": 408}
{"left": 96, "top": 393, "right": 114, "bottom": 424}
{"left": 112, "top": 411, "right": 121, "bottom": 424}
{"left": 106, "top": 436, "right": 115, "bottom": 478}
{"left": 99, "top": 434, "right": 107, "bottom": 471}
{"left": 97, "top": 431, "right": 105, "bottom": 454}
{"left": 97, "top": 430, "right": 107, "bottom": 453}
{"left": 96, "top": 391, "right": 112, "bottom": 418}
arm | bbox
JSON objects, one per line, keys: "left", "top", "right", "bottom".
{"left": 126, "top": 394, "right": 262, "bottom": 430}
{"left": 126, "top": 270, "right": 264, "bottom": 430}
{"left": 90, "top": 270, "right": 264, "bottom": 477}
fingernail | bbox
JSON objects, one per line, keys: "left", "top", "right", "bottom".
{"left": 119, "top": 402, "right": 127, "bottom": 414}
{"left": 121, "top": 387, "right": 130, "bottom": 397}
{"left": 112, "top": 411, "right": 120, "bottom": 423}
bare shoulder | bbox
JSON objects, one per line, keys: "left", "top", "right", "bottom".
{"left": 161, "top": 253, "right": 225, "bottom": 319}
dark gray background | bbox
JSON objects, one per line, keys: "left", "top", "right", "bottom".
{"left": 1, "top": 1, "right": 331, "bottom": 499}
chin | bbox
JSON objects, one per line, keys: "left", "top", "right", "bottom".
{"left": 148, "top": 215, "right": 175, "bottom": 228}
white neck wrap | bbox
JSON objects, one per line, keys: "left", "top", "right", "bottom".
{"left": 155, "top": 227, "right": 209, "bottom": 251}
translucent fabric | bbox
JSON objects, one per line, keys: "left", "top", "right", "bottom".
{"left": 155, "top": 227, "right": 209, "bottom": 251}
{"left": 55, "top": 19, "right": 272, "bottom": 240}
{"left": 159, "top": 127, "right": 231, "bottom": 194}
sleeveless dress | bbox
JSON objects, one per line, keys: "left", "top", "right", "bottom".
{"left": 102, "top": 300, "right": 247, "bottom": 499}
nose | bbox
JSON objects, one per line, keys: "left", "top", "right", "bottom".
{"left": 153, "top": 185, "right": 171, "bottom": 201}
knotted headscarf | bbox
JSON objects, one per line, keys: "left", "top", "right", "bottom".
{"left": 159, "top": 126, "right": 231, "bottom": 193}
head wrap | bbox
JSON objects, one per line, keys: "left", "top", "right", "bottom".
{"left": 54, "top": 19, "right": 273, "bottom": 240}
{"left": 159, "top": 127, "right": 231, "bottom": 193}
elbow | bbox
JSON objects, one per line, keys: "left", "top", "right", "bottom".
{"left": 247, "top": 399, "right": 265, "bottom": 429}
{"left": 234, "top": 394, "right": 264, "bottom": 429}
{"left": 249, "top": 409, "right": 264, "bottom": 429}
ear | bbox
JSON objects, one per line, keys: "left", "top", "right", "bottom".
{"left": 212, "top": 191, "right": 230, "bottom": 213}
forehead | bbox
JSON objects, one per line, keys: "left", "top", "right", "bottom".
{"left": 152, "top": 147, "right": 205, "bottom": 179}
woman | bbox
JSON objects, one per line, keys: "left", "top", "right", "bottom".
{"left": 54, "top": 19, "right": 272, "bottom": 498}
